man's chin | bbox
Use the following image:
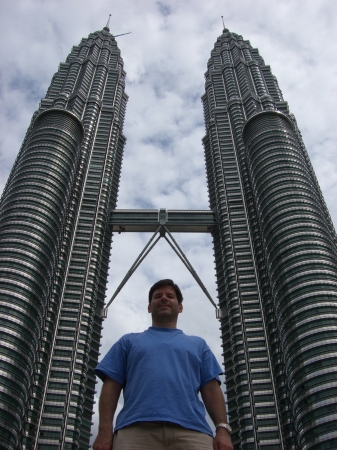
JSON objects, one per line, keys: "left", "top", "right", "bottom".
{"left": 154, "top": 311, "right": 174, "bottom": 319}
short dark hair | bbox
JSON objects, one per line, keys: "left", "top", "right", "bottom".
{"left": 148, "top": 279, "right": 183, "bottom": 304}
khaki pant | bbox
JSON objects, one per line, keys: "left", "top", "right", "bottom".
{"left": 113, "top": 422, "right": 214, "bottom": 450}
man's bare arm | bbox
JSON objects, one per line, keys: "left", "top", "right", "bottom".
{"left": 200, "top": 379, "right": 234, "bottom": 450}
{"left": 92, "top": 377, "right": 122, "bottom": 450}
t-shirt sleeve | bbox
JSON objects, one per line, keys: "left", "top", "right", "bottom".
{"left": 200, "top": 341, "right": 223, "bottom": 388}
{"left": 94, "top": 336, "right": 127, "bottom": 385}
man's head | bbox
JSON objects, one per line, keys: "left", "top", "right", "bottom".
{"left": 148, "top": 279, "right": 183, "bottom": 304}
{"left": 148, "top": 279, "right": 183, "bottom": 328}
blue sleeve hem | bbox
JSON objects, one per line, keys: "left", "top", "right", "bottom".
{"left": 200, "top": 375, "right": 222, "bottom": 389}
{"left": 94, "top": 368, "right": 107, "bottom": 382}
{"left": 94, "top": 369, "right": 124, "bottom": 386}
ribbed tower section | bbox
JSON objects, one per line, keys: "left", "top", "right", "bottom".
{"left": 0, "top": 27, "right": 128, "bottom": 449}
{"left": 202, "top": 28, "right": 337, "bottom": 450}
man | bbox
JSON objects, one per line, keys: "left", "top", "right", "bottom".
{"left": 93, "top": 279, "right": 234, "bottom": 450}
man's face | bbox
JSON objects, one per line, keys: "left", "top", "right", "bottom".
{"left": 148, "top": 285, "right": 183, "bottom": 321}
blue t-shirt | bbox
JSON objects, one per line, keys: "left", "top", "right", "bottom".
{"left": 95, "top": 327, "right": 222, "bottom": 436}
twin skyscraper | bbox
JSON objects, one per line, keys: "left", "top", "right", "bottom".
{"left": 0, "top": 24, "right": 336, "bottom": 450}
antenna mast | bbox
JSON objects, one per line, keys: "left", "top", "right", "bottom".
{"left": 106, "top": 14, "right": 111, "bottom": 29}
{"left": 103, "top": 14, "right": 131, "bottom": 37}
{"left": 114, "top": 32, "right": 131, "bottom": 38}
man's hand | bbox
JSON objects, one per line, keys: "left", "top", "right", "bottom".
{"left": 200, "top": 379, "right": 234, "bottom": 450}
{"left": 213, "top": 427, "right": 234, "bottom": 450}
{"left": 92, "top": 377, "right": 122, "bottom": 450}
{"left": 92, "top": 425, "right": 113, "bottom": 450}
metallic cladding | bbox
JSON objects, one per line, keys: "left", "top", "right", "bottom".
{"left": 0, "top": 28, "right": 128, "bottom": 449}
{"left": 203, "top": 29, "right": 337, "bottom": 449}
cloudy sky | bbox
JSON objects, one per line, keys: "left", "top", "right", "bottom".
{"left": 1, "top": 0, "right": 337, "bottom": 441}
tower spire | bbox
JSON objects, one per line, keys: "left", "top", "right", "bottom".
{"left": 104, "top": 14, "right": 111, "bottom": 32}
{"left": 221, "top": 15, "right": 225, "bottom": 30}
{"left": 202, "top": 27, "right": 337, "bottom": 450}
{"left": 0, "top": 27, "right": 129, "bottom": 449}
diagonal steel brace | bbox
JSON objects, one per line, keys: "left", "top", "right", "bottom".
{"left": 102, "top": 225, "right": 222, "bottom": 319}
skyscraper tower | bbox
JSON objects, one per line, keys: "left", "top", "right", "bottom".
{"left": 202, "top": 28, "right": 337, "bottom": 449}
{"left": 1, "top": 21, "right": 337, "bottom": 450}
{"left": 0, "top": 26, "right": 128, "bottom": 449}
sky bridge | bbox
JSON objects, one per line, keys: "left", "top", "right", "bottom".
{"left": 106, "top": 208, "right": 220, "bottom": 315}
{"left": 109, "top": 208, "right": 217, "bottom": 234}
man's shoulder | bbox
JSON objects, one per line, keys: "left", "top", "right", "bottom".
{"left": 174, "top": 331, "right": 209, "bottom": 350}
{"left": 106, "top": 331, "right": 148, "bottom": 355}
{"left": 117, "top": 329, "right": 151, "bottom": 344}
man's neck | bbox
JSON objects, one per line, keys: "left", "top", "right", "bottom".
{"left": 151, "top": 319, "right": 178, "bottom": 329}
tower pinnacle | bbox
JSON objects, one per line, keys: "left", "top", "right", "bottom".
{"left": 0, "top": 27, "right": 128, "bottom": 449}
{"left": 104, "top": 13, "right": 111, "bottom": 32}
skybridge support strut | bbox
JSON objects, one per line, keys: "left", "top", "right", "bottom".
{"left": 102, "top": 208, "right": 222, "bottom": 318}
